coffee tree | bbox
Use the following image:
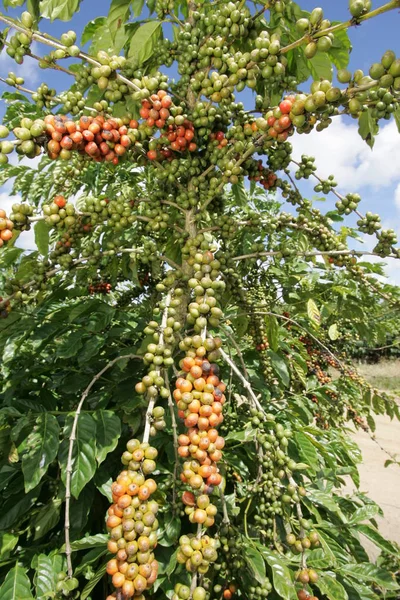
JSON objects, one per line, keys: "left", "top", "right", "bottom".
{"left": 0, "top": 0, "right": 400, "bottom": 599}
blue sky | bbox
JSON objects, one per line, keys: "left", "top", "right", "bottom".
{"left": 0, "top": 0, "right": 399, "bottom": 282}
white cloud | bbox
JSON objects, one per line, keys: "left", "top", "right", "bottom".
{"left": 395, "top": 183, "right": 400, "bottom": 212}
{"left": 292, "top": 117, "right": 400, "bottom": 192}
{"left": 0, "top": 42, "right": 41, "bottom": 87}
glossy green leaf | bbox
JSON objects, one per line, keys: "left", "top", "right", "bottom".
{"left": 358, "top": 110, "right": 379, "bottom": 148}
{"left": 356, "top": 523, "right": 400, "bottom": 555}
{"left": 244, "top": 544, "right": 266, "bottom": 584}
{"left": 339, "top": 563, "right": 398, "bottom": 589}
{"left": 107, "top": 0, "right": 131, "bottom": 41}
{"left": 81, "top": 564, "right": 106, "bottom": 600}
{"left": 39, "top": 0, "right": 81, "bottom": 21}
{"left": 33, "top": 499, "right": 62, "bottom": 540}
{"left": 128, "top": 21, "right": 162, "bottom": 66}
{"left": 81, "top": 17, "right": 106, "bottom": 45}
{"left": 131, "top": 0, "right": 145, "bottom": 16}
{"left": 316, "top": 574, "right": 348, "bottom": 600}
{"left": 34, "top": 553, "right": 63, "bottom": 600}
{"left": 0, "top": 563, "right": 33, "bottom": 600}
{"left": 328, "top": 323, "right": 339, "bottom": 340}
{"left": 0, "top": 533, "right": 18, "bottom": 560}
{"left": 257, "top": 545, "right": 297, "bottom": 600}
{"left": 294, "top": 431, "right": 318, "bottom": 471}
{"left": 307, "top": 298, "right": 321, "bottom": 327}
{"left": 94, "top": 410, "right": 121, "bottom": 464}
{"left": 22, "top": 413, "right": 60, "bottom": 492}
{"left": 0, "top": 488, "right": 40, "bottom": 530}
{"left": 268, "top": 350, "right": 290, "bottom": 386}
{"left": 34, "top": 220, "right": 49, "bottom": 258}
{"left": 329, "top": 27, "right": 352, "bottom": 69}
{"left": 58, "top": 413, "right": 97, "bottom": 498}
{"left": 347, "top": 503, "right": 380, "bottom": 525}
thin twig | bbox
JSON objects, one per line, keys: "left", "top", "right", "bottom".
{"left": 219, "top": 347, "right": 266, "bottom": 416}
{"left": 64, "top": 353, "right": 140, "bottom": 577}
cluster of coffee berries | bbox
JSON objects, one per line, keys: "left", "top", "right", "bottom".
{"left": 8, "top": 203, "right": 33, "bottom": 231}
{"left": 0, "top": 209, "right": 14, "bottom": 246}
{"left": 181, "top": 490, "right": 218, "bottom": 527}
{"left": 286, "top": 531, "right": 320, "bottom": 553}
{"left": 88, "top": 281, "right": 112, "bottom": 295}
{"left": 106, "top": 439, "right": 159, "bottom": 599}
{"left": 6, "top": 29, "right": 32, "bottom": 64}
{"left": 55, "top": 572, "right": 80, "bottom": 599}
{"left": 172, "top": 583, "right": 207, "bottom": 600}
{"left": 296, "top": 7, "right": 335, "bottom": 57}
{"left": 295, "top": 155, "right": 317, "bottom": 180}
{"left": 249, "top": 161, "right": 278, "bottom": 190}
{"left": 264, "top": 97, "right": 296, "bottom": 142}
{"left": 176, "top": 533, "right": 219, "bottom": 574}
{"left": 44, "top": 114, "right": 131, "bottom": 163}
{"left": 296, "top": 568, "right": 319, "bottom": 585}
{"left": 0, "top": 118, "right": 44, "bottom": 164}
{"left": 32, "top": 83, "right": 57, "bottom": 109}
{"left": 4, "top": 71, "right": 25, "bottom": 88}
{"left": 336, "top": 192, "right": 361, "bottom": 215}
{"left": 42, "top": 196, "right": 76, "bottom": 229}
{"left": 139, "top": 91, "right": 172, "bottom": 129}
{"left": 349, "top": 0, "right": 371, "bottom": 18}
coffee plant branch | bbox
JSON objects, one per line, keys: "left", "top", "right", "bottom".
{"left": 64, "top": 353, "right": 141, "bottom": 578}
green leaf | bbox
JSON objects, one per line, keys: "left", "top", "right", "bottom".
{"left": 358, "top": 110, "right": 379, "bottom": 148}
{"left": 128, "top": 21, "right": 162, "bottom": 66}
{"left": 394, "top": 107, "right": 400, "bottom": 133}
{"left": 22, "top": 413, "right": 60, "bottom": 492}
{"left": 131, "top": 0, "right": 144, "bottom": 16}
{"left": 34, "top": 553, "right": 63, "bottom": 600}
{"left": 94, "top": 410, "right": 121, "bottom": 465}
{"left": 316, "top": 575, "right": 348, "bottom": 600}
{"left": 328, "top": 323, "right": 339, "bottom": 341}
{"left": 257, "top": 546, "right": 297, "bottom": 600}
{"left": 0, "top": 488, "right": 40, "bottom": 530}
{"left": 39, "top": 0, "right": 81, "bottom": 21}
{"left": 107, "top": 0, "right": 131, "bottom": 41}
{"left": 347, "top": 504, "right": 379, "bottom": 525}
{"left": 33, "top": 498, "right": 62, "bottom": 540}
{"left": 78, "top": 335, "right": 103, "bottom": 363}
{"left": 268, "top": 350, "right": 290, "bottom": 386}
{"left": 68, "top": 533, "right": 109, "bottom": 551}
{"left": 81, "top": 17, "right": 106, "bottom": 45}
{"left": 90, "top": 22, "right": 128, "bottom": 55}
{"left": 356, "top": 523, "right": 400, "bottom": 555}
{"left": 0, "top": 533, "right": 18, "bottom": 560}
{"left": 58, "top": 413, "right": 97, "bottom": 498}
{"left": 266, "top": 315, "right": 279, "bottom": 351}
{"left": 34, "top": 220, "right": 49, "bottom": 257}
{"left": 0, "top": 563, "right": 33, "bottom": 600}
{"left": 81, "top": 564, "right": 106, "bottom": 600}
{"left": 244, "top": 544, "right": 266, "bottom": 584}
{"left": 307, "top": 298, "right": 321, "bottom": 327}
{"left": 329, "top": 27, "right": 352, "bottom": 69}
{"left": 309, "top": 51, "right": 333, "bottom": 81}
{"left": 231, "top": 181, "right": 248, "bottom": 207}
{"left": 294, "top": 431, "right": 318, "bottom": 471}
{"left": 159, "top": 514, "right": 181, "bottom": 546}
{"left": 339, "top": 563, "right": 398, "bottom": 590}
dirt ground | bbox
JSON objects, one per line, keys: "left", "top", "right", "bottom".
{"left": 342, "top": 361, "right": 400, "bottom": 560}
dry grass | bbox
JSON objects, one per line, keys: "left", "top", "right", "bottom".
{"left": 356, "top": 359, "right": 400, "bottom": 395}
